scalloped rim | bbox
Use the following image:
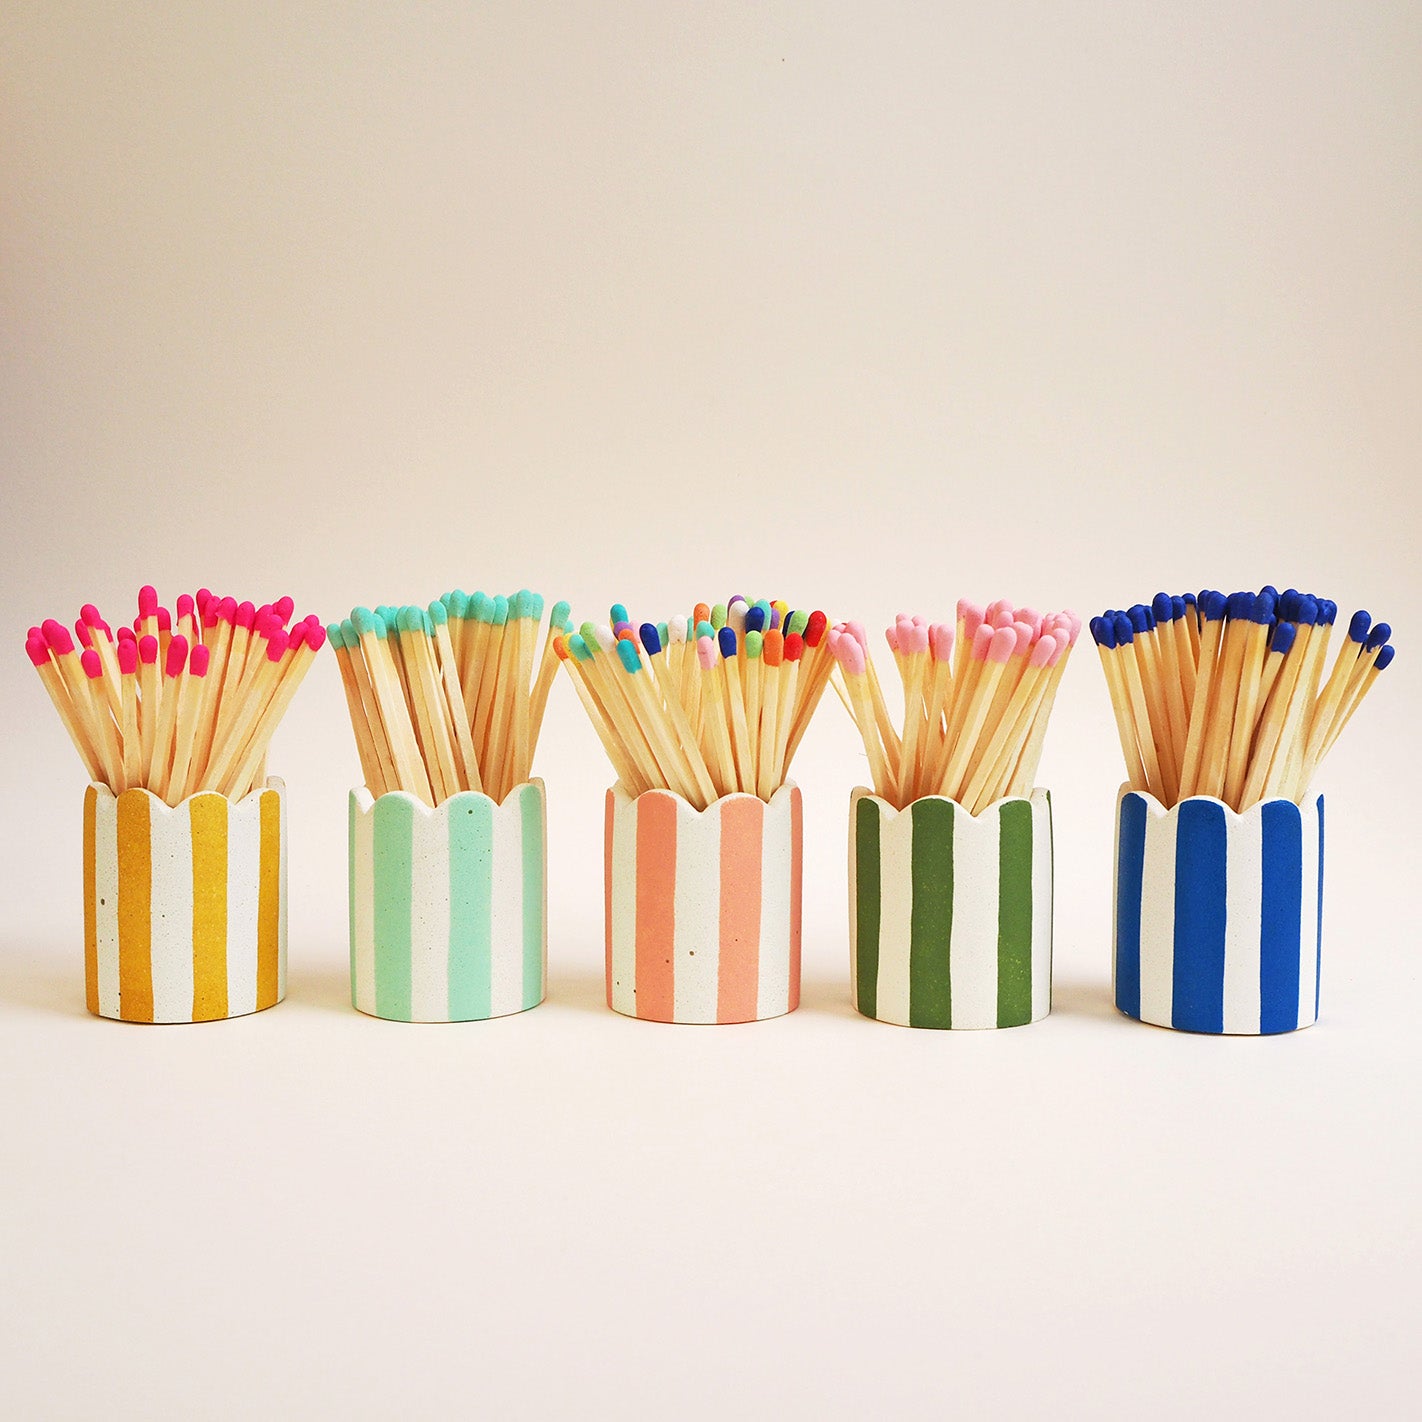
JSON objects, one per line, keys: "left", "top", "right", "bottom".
{"left": 608, "top": 779, "right": 798, "bottom": 817}
{"left": 87, "top": 777, "right": 285, "bottom": 813}
{"left": 1115, "top": 783, "right": 1323, "bottom": 825}
{"left": 351, "top": 777, "right": 545, "bottom": 818}
{"left": 849, "top": 785, "right": 1050, "bottom": 824}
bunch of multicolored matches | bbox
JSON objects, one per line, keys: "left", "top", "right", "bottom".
{"left": 831, "top": 601, "right": 1081, "bottom": 812}
{"left": 327, "top": 592, "right": 570, "bottom": 805}
{"left": 554, "top": 598, "right": 835, "bottom": 807}
{"left": 25, "top": 587, "right": 325, "bottom": 803}
{"left": 1090, "top": 589, "right": 1396, "bottom": 811}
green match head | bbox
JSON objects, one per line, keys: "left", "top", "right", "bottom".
{"left": 711, "top": 603, "right": 727, "bottom": 630}
{"left": 325, "top": 622, "right": 345, "bottom": 650}
{"left": 787, "top": 608, "right": 809, "bottom": 637}
{"left": 746, "top": 630, "right": 763, "bottom": 659}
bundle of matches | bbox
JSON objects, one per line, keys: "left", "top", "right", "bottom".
{"left": 830, "top": 601, "right": 1081, "bottom": 813}
{"left": 327, "top": 591, "right": 569, "bottom": 806}
{"left": 24, "top": 587, "right": 325, "bottom": 804}
{"left": 554, "top": 597, "right": 834, "bottom": 808}
{"left": 1089, "top": 589, "right": 1397, "bottom": 811}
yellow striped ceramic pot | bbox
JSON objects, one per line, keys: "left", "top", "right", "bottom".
{"left": 81, "top": 778, "right": 287, "bottom": 1022}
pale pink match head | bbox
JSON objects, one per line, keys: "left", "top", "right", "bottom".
{"left": 986, "top": 597, "right": 1014, "bottom": 623}
{"left": 1011, "top": 620, "right": 1035, "bottom": 652}
{"left": 989, "top": 605, "right": 1015, "bottom": 630}
{"left": 81, "top": 648, "right": 103, "bottom": 679}
{"left": 844, "top": 620, "right": 869, "bottom": 653}
{"left": 1015, "top": 607, "right": 1042, "bottom": 636}
{"left": 139, "top": 634, "right": 159, "bottom": 665}
{"left": 235, "top": 601, "right": 256, "bottom": 631}
{"left": 930, "top": 622, "right": 954, "bottom": 662}
{"left": 1063, "top": 610, "right": 1082, "bottom": 644}
{"left": 971, "top": 622, "right": 995, "bottom": 660}
{"left": 1029, "top": 635, "right": 1055, "bottom": 670}
{"left": 42, "top": 619, "right": 74, "bottom": 655}
{"left": 831, "top": 630, "right": 866, "bottom": 675}
{"left": 697, "top": 635, "right": 717, "bottom": 670}
{"left": 305, "top": 623, "right": 327, "bottom": 653}
{"left": 266, "top": 629, "right": 289, "bottom": 662}
{"left": 138, "top": 586, "right": 158, "bottom": 618}
{"left": 1049, "top": 629, "right": 1072, "bottom": 665}
{"left": 904, "top": 621, "right": 929, "bottom": 655}
{"left": 25, "top": 634, "right": 49, "bottom": 667}
{"left": 988, "top": 626, "right": 1017, "bottom": 664}
{"left": 884, "top": 623, "right": 900, "bottom": 653}
{"left": 165, "top": 634, "right": 188, "bottom": 677}
{"left": 957, "top": 600, "right": 984, "bottom": 639}
{"left": 117, "top": 638, "right": 138, "bottom": 675}
{"left": 156, "top": 607, "right": 171, "bottom": 633}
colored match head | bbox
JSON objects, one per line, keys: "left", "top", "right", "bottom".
{"left": 568, "top": 634, "right": 592, "bottom": 662}
{"left": 273, "top": 595, "right": 295, "bottom": 624}
{"left": 609, "top": 603, "right": 629, "bottom": 625}
{"left": 804, "top": 611, "right": 828, "bottom": 648}
{"left": 930, "top": 623, "right": 954, "bottom": 661}
{"left": 138, "top": 586, "right": 158, "bottom": 618}
{"left": 177, "top": 593, "right": 194, "bottom": 621}
{"left": 139, "top": 634, "right": 159, "bottom": 665}
{"left": 763, "top": 629, "right": 784, "bottom": 666}
{"left": 551, "top": 599, "right": 572, "bottom": 632}
{"left": 786, "top": 609, "right": 809, "bottom": 637}
{"left": 1376, "top": 644, "right": 1395, "bottom": 671}
{"left": 165, "top": 634, "right": 189, "bottom": 676}
{"left": 831, "top": 630, "right": 865, "bottom": 675}
{"left": 190, "top": 643, "right": 211, "bottom": 676}
{"left": 117, "top": 638, "right": 138, "bottom": 675}
{"left": 236, "top": 601, "right": 256, "bottom": 631}
{"left": 784, "top": 632, "right": 805, "bottom": 662}
{"left": 988, "top": 626, "right": 1017, "bottom": 664}
{"left": 25, "top": 633, "right": 50, "bottom": 667}
{"left": 639, "top": 623, "right": 662, "bottom": 655}
{"left": 1200, "top": 590, "right": 1228, "bottom": 622}
{"left": 1151, "top": 593, "right": 1174, "bottom": 623}
{"left": 971, "top": 622, "right": 996, "bottom": 659}
{"left": 305, "top": 623, "right": 327, "bottom": 653}
{"left": 616, "top": 638, "right": 641, "bottom": 673}
{"left": 1348, "top": 610, "right": 1371, "bottom": 643}
{"left": 265, "top": 630, "right": 289, "bottom": 661}
{"left": 711, "top": 603, "right": 727, "bottom": 630}
{"left": 718, "top": 626, "right": 738, "bottom": 659}
{"left": 81, "top": 648, "right": 103, "bottom": 679}
{"left": 1365, "top": 622, "right": 1391, "bottom": 652}
{"left": 697, "top": 635, "right": 717, "bottom": 669}
{"left": 1269, "top": 621, "right": 1296, "bottom": 655}
{"left": 42, "top": 619, "right": 75, "bottom": 655}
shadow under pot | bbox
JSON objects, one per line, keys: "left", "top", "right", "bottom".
{"left": 348, "top": 780, "right": 547, "bottom": 1022}
{"left": 850, "top": 788, "right": 1054, "bottom": 1029}
{"left": 1113, "top": 786, "right": 1324, "bottom": 1035}
{"left": 604, "top": 781, "right": 803, "bottom": 1023}
{"left": 82, "top": 778, "right": 288, "bottom": 1023}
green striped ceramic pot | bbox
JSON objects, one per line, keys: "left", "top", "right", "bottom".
{"left": 348, "top": 780, "right": 546, "bottom": 1022}
{"left": 850, "top": 787, "right": 1054, "bottom": 1029}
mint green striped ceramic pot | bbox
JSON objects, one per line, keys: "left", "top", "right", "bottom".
{"left": 348, "top": 780, "right": 547, "bottom": 1022}
{"left": 849, "top": 788, "right": 1053, "bottom": 1029}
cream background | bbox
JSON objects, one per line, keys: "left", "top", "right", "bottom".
{"left": 3, "top": 3, "right": 1419, "bottom": 1416}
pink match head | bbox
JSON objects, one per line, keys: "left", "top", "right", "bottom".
{"left": 117, "top": 638, "right": 139, "bottom": 675}
{"left": 74, "top": 619, "right": 93, "bottom": 649}
{"left": 1029, "top": 635, "right": 1055, "bottom": 670}
{"left": 1011, "top": 620, "right": 1035, "bottom": 652}
{"left": 196, "top": 587, "right": 212, "bottom": 612}
{"left": 218, "top": 596, "right": 238, "bottom": 625}
{"left": 988, "top": 627, "right": 1017, "bottom": 664}
{"left": 990, "top": 605, "right": 1015, "bottom": 630}
{"left": 256, "top": 603, "right": 273, "bottom": 626}
{"left": 1063, "top": 610, "right": 1082, "bottom": 644}
{"left": 25, "top": 634, "right": 49, "bottom": 667}
{"left": 697, "top": 635, "right": 717, "bottom": 670}
{"left": 904, "top": 621, "right": 929, "bottom": 655}
{"left": 138, "top": 586, "right": 158, "bottom": 618}
{"left": 116, "top": 624, "right": 136, "bottom": 643}
{"left": 80, "top": 603, "right": 103, "bottom": 628}
{"left": 844, "top": 620, "right": 869, "bottom": 654}
{"left": 885, "top": 623, "right": 900, "bottom": 653}
{"left": 1015, "top": 607, "right": 1042, "bottom": 636}
{"left": 929, "top": 623, "right": 953, "bottom": 662}
{"left": 970, "top": 622, "right": 994, "bottom": 660}
{"left": 986, "top": 597, "right": 1014, "bottom": 623}
{"left": 1049, "top": 629, "right": 1072, "bottom": 666}
{"left": 165, "top": 634, "right": 189, "bottom": 677}
{"left": 253, "top": 609, "right": 279, "bottom": 639}
{"left": 274, "top": 595, "right": 295, "bottom": 624}
{"left": 139, "top": 634, "right": 159, "bottom": 665}
{"left": 156, "top": 607, "right": 172, "bottom": 633}
{"left": 189, "top": 643, "right": 210, "bottom": 676}
{"left": 265, "top": 629, "right": 289, "bottom": 662}
{"left": 831, "top": 629, "right": 866, "bottom": 675}
{"left": 177, "top": 593, "right": 194, "bottom": 621}
{"left": 305, "top": 622, "right": 327, "bottom": 653}
{"left": 957, "top": 600, "right": 984, "bottom": 638}
{"left": 287, "top": 621, "right": 309, "bottom": 653}
{"left": 201, "top": 598, "right": 219, "bottom": 629}
{"left": 236, "top": 601, "right": 256, "bottom": 631}
{"left": 42, "top": 619, "right": 75, "bottom": 656}
{"left": 81, "top": 648, "right": 103, "bottom": 679}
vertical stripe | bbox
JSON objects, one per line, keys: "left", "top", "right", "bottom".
{"left": 149, "top": 801, "right": 195, "bottom": 1022}
{"left": 408, "top": 801, "right": 451, "bottom": 1021}
{"left": 633, "top": 793, "right": 678, "bottom": 1021}
{"left": 225, "top": 793, "right": 260, "bottom": 1017}
{"left": 787, "top": 784, "right": 803, "bottom": 1013}
{"left": 673, "top": 802, "right": 720, "bottom": 1023}
{"left": 447, "top": 792, "right": 494, "bottom": 1021}
{"left": 83, "top": 786, "right": 99, "bottom": 1016}
{"left": 1221, "top": 804, "right": 1263, "bottom": 1033}
{"left": 255, "top": 789, "right": 281, "bottom": 1010}
{"left": 609, "top": 789, "right": 638, "bottom": 1015}
{"left": 94, "top": 790, "right": 120, "bottom": 1018}
{"left": 996, "top": 800, "right": 1034, "bottom": 1027}
{"left": 488, "top": 787, "right": 526, "bottom": 1017}
{"left": 348, "top": 793, "right": 359, "bottom": 1009}
{"left": 875, "top": 808, "right": 915, "bottom": 1026}
{"left": 275, "top": 783, "right": 288, "bottom": 1000}
{"left": 756, "top": 791, "right": 792, "bottom": 1020}
{"left": 908, "top": 798, "right": 954, "bottom": 1028}
{"left": 351, "top": 795, "right": 378, "bottom": 1013}
{"left": 852, "top": 794, "right": 881, "bottom": 1020}
{"left": 373, "top": 794, "right": 414, "bottom": 1020}
{"left": 520, "top": 784, "right": 546, "bottom": 1011}
{"left": 1136, "top": 798, "right": 1176, "bottom": 1027}
{"left": 190, "top": 794, "right": 229, "bottom": 1021}
{"left": 1172, "top": 799, "right": 1227, "bottom": 1033}
{"left": 1259, "top": 799, "right": 1303, "bottom": 1033}
{"left": 1314, "top": 796, "right": 1325, "bottom": 1022}
{"left": 1297, "top": 797, "right": 1320, "bottom": 1029}
{"left": 947, "top": 802, "right": 996, "bottom": 1029}
{"left": 116, "top": 790, "right": 154, "bottom": 1022}
{"left": 1029, "top": 792, "right": 1053, "bottom": 1020}
{"left": 717, "top": 797, "right": 763, "bottom": 1022}
{"left": 604, "top": 789, "right": 615, "bottom": 1007}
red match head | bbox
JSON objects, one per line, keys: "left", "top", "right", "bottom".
{"left": 784, "top": 632, "right": 805, "bottom": 662}
{"left": 804, "top": 610, "right": 828, "bottom": 648}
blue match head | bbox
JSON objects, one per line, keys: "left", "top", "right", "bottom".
{"left": 1295, "top": 596, "right": 1319, "bottom": 627}
{"left": 1111, "top": 612, "right": 1134, "bottom": 645}
{"left": 427, "top": 599, "right": 448, "bottom": 627}
{"left": 1127, "top": 604, "right": 1153, "bottom": 634}
{"left": 616, "top": 638, "right": 641, "bottom": 673}
{"left": 1171, "top": 595, "right": 1187, "bottom": 622}
{"left": 550, "top": 600, "right": 572, "bottom": 632}
{"left": 567, "top": 634, "right": 590, "bottom": 662}
{"left": 1277, "top": 589, "right": 1301, "bottom": 622}
{"left": 491, "top": 595, "right": 509, "bottom": 626}
{"left": 1258, "top": 585, "right": 1279, "bottom": 602}
{"left": 711, "top": 603, "right": 728, "bottom": 631}
{"left": 1348, "top": 610, "right": 1371, "bottom": 643}
{"left": 744, "top": 604, "right": 766, "bottom": 634}
{"left": 1376, "top": 644, "right": 1395, "bottom": 671}
{"left": 609, "top": 604, "right": 629, "bottom": 626}
{"left": 718, "top": 626, "right": 738, "bottom": 659}
{"left": 1318, "top": 598, "right": 1337, "bottom": 626}
{"left": 351, "top": 606, "right": 377, "bottom": 637}
{"left": 1255, "top": 588, "right": 1277, "bottom": 622}
{"left": 1151, "top": 593, "right": 1174, "bottom": 623}
{"left": 695, "top": 620, "right": 715, "bottom": 640}
{"left": 1200, "top": 590, "right": 1228, "bottom": 622}
{"left": 1365, "top": 622, "right": 1391, "bottom": 652}
{"left": 1089, "top": 616, "right": 1114, "bottom": 649}
{"left": 1226, "top": 591, "right": 1255, "bottom": 622}
{"left": 639, "top": 622, "right": 662, "bottom": 655}
{"left": 1182, "top": 592, "right": 1197, "bottom": 609}
{"left": 1270, "top": 620, "right": 1296, "bottom": 656}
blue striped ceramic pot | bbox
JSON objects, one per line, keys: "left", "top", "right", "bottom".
{"left": 1113, "top": 787, "right": 1324, "bottom": 1034}
{"left": 348, "top": 780, "right": 547, "bottom": 1022}
{"left": 850, "top": 788, "right": 1054, "bottom": 1029}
